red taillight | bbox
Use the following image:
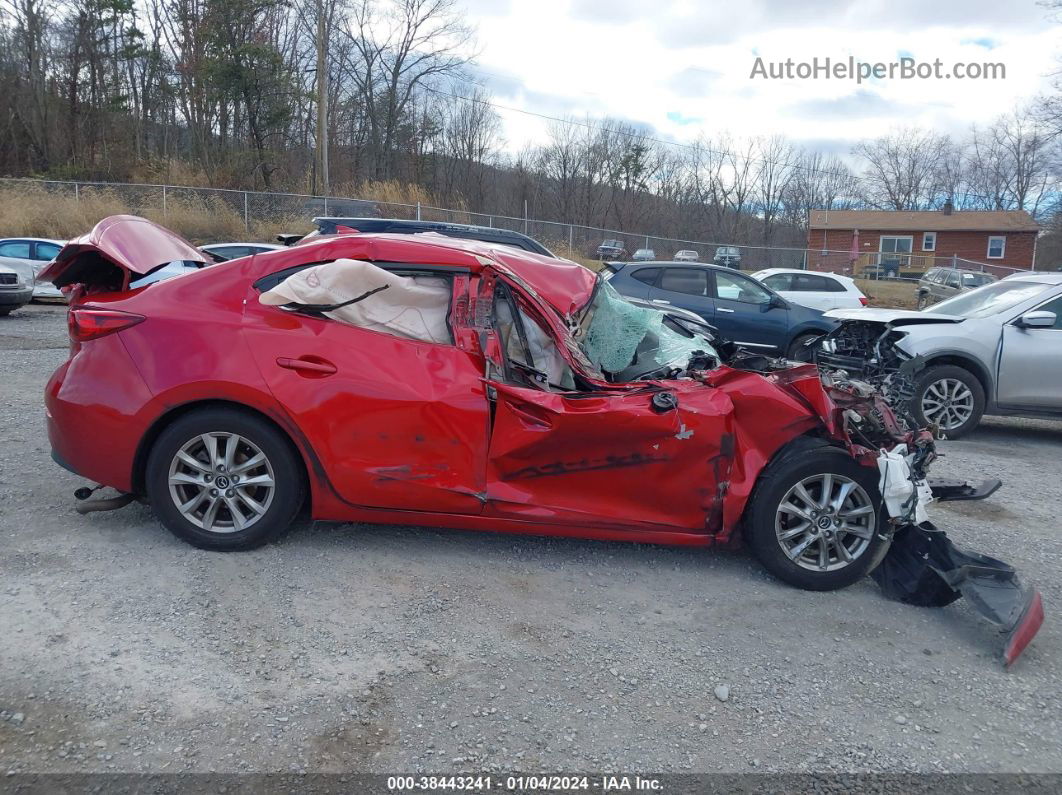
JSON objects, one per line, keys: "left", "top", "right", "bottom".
{"left": 859, "top": 296, "right": 869, "bottom": 306}
{"left": 68, "top": 308, "right": 145, "bottom": 343}
{"left": 1003, "top": 591, "right": 1044, "bottom": 668}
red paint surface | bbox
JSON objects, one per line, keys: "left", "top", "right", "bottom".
{"left": 44, "top": 217, "right": 895, "bottom": 546}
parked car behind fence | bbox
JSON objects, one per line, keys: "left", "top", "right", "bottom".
{"left": 916, "top": 266, "right": 996, "bottom": 309}
{"left": 596, "top": 239, "right": 628, "bottom": 260}
{"left": 713, "top": 246, "right": 741, "bottom": 269}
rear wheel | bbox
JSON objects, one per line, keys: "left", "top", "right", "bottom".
{"left": 145, "top": 408, "right": 305, "bottom": 550}
{"left": 745, "top": 443, "right": 889, "bottom": 591}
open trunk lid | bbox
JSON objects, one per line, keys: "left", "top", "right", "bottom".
{"left": 38, "top": 215, "right": 207, "bottom": 295}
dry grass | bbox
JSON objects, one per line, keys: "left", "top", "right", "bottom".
{"left": 330, "top": 180, "right": 472, "bottom": 223}
{"left": 855, "top": 278, "right": 919, "bottom": 309}
{"left": 0, "top": 185, "right": 307, "bottom": 244}
{"left": 0, "top": 185, "right": 130, "bottom": 239}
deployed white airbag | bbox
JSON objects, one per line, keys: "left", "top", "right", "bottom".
{"left": 259, "top": 258, "right": 451, "bottom": 344}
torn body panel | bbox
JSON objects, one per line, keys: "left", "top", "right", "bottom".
{"left": 872, "top": 523, "right": 1044, "bottom": 667}
{"left": 484, "top": 381, "right": 736, "bottom": 530}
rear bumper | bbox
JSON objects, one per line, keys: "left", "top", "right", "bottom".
{"left": 46, "top": 335, "right": 154, "bottom": 493}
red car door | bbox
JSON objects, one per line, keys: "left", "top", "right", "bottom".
{"left": 484, "top": 381, "right": 733, "bottom": 531}
{"left": 243, "top": 274, "right": 490, "bottom": 515}
{"left": 478, "top": 277, "right": 733, "bottom": 532}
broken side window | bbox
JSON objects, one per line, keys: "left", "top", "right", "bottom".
{"left": 259, "top": 258, "right": 453, "bottom": 344}
{"left": 492, "top": 283, "right": 576, "bottom": 391}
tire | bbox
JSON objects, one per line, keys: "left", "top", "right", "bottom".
{"left": 744, "top": 442, "right": 890, "bottom": 591}
{"left": 916, "top": 292, "right": 929, "bottom": 310}
{"left": 145, "top": 407, "right": 305, "bottom": 550}
{"left": 787, "top": 332, "right": 823, "bottom": 362}
{"left": 0, "top": 307, "right": 13, "bottom": 316}
{"left": 911, "top": 364, "right": 985, "bottom": 439}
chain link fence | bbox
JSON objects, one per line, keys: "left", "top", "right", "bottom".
{"left": 0, "top": 177, "right": 1027, "bottom": 282}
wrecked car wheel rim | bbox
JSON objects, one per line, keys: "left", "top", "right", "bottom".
{"left": 774, "top": 474, "right": 875, "bottom": 572}
{"left": 921, "top": 378, "right": 974, "bottom": 431}
{"left": 167, "top": 433, "right": 276, "bottom": 534}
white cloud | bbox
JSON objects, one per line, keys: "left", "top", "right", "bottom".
{"left": 465, "top": 0, "right": 1062, "bottom": 156}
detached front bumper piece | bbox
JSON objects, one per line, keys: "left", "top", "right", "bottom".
{"left": 928, "top": 477, "right": 1002, "bottom": 502}
{"left": 871, "top": 522, "right": 1044, "bottom": 667}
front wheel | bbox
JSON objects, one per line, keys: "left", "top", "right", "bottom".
{"left": 916, "top": 292, "right": 929, "bottom": 310}
{"left": 145, "top": 408, "right": 305, "bottom": 550}
{"left": 911, "top": 365, "right": 985, "bottom": 439}
{"left": 745, "top": 443, "right": 890, "bottom": 591}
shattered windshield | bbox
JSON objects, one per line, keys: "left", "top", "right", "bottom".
{"left": 573, "top": 279, "right": 719, "bottom": 381}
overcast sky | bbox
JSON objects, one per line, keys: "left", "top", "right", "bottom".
{"left": 460, "top": 0, "right": 1061, "bottom": 158}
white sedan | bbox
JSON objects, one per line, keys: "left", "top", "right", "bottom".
{"left": 751, "top": 268, "right": 868, "bottom": 311}
{"left": 0, "top": 238, "right": 66, "bottom": 301}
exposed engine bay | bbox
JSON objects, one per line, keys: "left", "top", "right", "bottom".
{"left": 814, "top": 318, "right": 925, "bottom": 426}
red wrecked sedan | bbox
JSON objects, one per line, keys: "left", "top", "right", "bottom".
{"left": 36, "top": 215, "right": 1046, "bottom": 650}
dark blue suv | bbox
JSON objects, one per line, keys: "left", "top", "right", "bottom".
{"left": 605, "top": 261, "right": 837, "bottom": 359}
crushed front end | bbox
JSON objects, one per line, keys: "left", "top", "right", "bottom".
{"left": 809, "top": 319, "right": 1043, "bottom": 667}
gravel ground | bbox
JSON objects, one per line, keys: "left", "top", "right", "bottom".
{"left": 1, "top": 303, "right": 1061, "bottom": 776}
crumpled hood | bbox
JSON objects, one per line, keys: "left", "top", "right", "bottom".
{"left": 825, "top": 307, "right": 964, "bottom": 325}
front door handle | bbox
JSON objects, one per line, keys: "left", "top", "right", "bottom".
{"left": 276, "top": 356, "right": 337, "bottom": 376}
{"left": 718, "top": 307, "right": 735, "bottom": 313}
{"left": 651, "top": 299, "right": 671, "bottom": 305}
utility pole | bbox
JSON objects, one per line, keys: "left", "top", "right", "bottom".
{"left": 316, "top": 0, "right": 330, "bottom": 198}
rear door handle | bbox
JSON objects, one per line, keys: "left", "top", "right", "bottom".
{"left": 718, "top": 307, "right": 735, "bottom": 313}
{"left": 276, "top": 356, "right": 337, "bottom": 376}
{"left": 651, "top": 299, "right": 671, "bottom": 305}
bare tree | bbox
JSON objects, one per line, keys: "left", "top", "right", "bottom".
{"left": 853, "top": 127, "right": 953, "bottom": 210}
{"left": 341, "top": 0, "right": 474, "bottom": 181}
{"left": 752, "top": 135, "right": 796, "bottom": 253}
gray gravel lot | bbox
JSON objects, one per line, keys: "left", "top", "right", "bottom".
{"left": 1, "top": 303, "right": 1060, "bottom": 775}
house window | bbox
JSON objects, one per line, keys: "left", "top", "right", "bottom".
{"left": 879, "top": 236, "right": 913, "bottom": 275}
{"left": 922, "top": 232, "right": 936, "bottom": 252}
{"left": 987, "top": 236, "right": 1006, "bottom": 259}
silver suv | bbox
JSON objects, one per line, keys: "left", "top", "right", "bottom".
{"left": 916, "top": 266, "right": 995, "bottom": 309}
{"left": 820, "top": 273, "right": 1062, "bottom": 438}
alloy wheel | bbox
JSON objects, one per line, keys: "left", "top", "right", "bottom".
{"left": 167, "top": 432, "right": 276, "bottom": 533}
{"left": 774, "top": 473, "right": 876, "bottom": 572}
{"left": 921, "top": 377, "right": 975, "bottom": 432}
